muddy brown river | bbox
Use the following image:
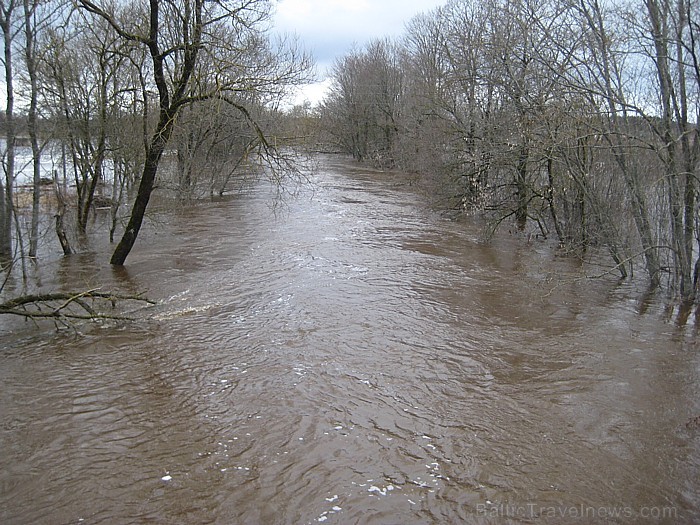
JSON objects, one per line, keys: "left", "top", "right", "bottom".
{"left": 1, "top": 155, "right": 699, "bottom": 524}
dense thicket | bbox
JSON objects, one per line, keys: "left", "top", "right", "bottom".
{"left": 322, "top": 0, "right": 700, "bottom": 301}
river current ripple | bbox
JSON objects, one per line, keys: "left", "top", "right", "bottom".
{"left": 1, "top": 155, "right": 699, "bottom": 524}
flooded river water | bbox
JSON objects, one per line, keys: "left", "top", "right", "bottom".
{"left": 1, "top": 155, "right": 699, "bottom": 524}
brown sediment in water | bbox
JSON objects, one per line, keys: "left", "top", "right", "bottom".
{"left": 0, "top": 155, "right": 698, "bottom": 524}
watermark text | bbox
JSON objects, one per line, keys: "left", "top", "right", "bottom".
{"left": 476, "top": 503, "right": 677, "bottom": 521}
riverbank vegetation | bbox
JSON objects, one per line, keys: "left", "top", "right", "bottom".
{"left": 1, "top": 0, "right": 700, "bottom": 309}
{"left": 320, "top": 0, "right": 700, "bottom": 303}
{"left": 1, "top": 0, "right": 314, "bottom": 274}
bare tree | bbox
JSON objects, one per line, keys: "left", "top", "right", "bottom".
{"left": 76, "top": 0, "right": 312, "bottom": 265}
{"left": 323, "top": 39, "right": 404, "bottom": 167}
{"left": 575, "top": 0, "right": 662, "bottom": 286}
{"left": 319, "top": 0, "right": 699, "bottom": 299}
{"left": 0, "top": 0, "right": 18, "bottom": 265}
{"left": 172, "top": 100, "right": 263, "bottom": 199}
{"left": 642, "top": 0, "right": 699, "bottom": 299}
{"left": 22, "top": 0, "right": 42, "bottom": 257}
{"left": 40, "top": 12, "right": 132, "bottom": 236}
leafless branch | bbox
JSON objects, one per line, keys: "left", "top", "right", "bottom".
{"left": 0, "top": 289, "right": 156, "bottom": 322}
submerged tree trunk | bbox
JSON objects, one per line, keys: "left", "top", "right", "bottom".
{"left": 82, "top": 0, "right": 202, "bottom": 266}
{"left": 54, "top": 205, "right": 72, "bottom": 256}
{"left": 545, "top": 155, "right": 565, "bottom": 243}
{"left": 27, "top": 130, "right": 41, "bottom": 258}
{"left": 1, "top": 0, "right": 16, "bottom": 264}
{"left": 53, "top": 170, "right": 72, "bottom": 255}
{"left": 110, "top": 110, "right": 175, "bottom": 265}
{"left": 514, "top": 142, "right": 529, "bottom": 230}
{"left": 24, "top": 0, "right": 41, "bottom": 258}
{"left": 581, "top": 0, "right": 660, "bottom": 286}
{"left": 109, "top": 158, "right": 123, "bottom": 244}
{"left": 646, "top": 0, "right": 697, "bottom": 301}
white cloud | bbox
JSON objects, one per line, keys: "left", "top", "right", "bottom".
{"left": 274, "top": 0, "right": 446, "bottom": 105}
{"left": 274, "top": 0, "right": 445, "bottom": 69}
{"left": 286, "top": 78, "right": 333, "bottom": 108}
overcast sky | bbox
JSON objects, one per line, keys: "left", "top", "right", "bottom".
{"left": 273, "top": 0, "right": 447, "bottom": 105}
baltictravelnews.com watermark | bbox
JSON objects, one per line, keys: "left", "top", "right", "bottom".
{"left": 476, "top": 503, "right": 678, "bottom": 521}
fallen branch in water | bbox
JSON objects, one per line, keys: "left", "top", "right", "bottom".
{"left": 0, "top": 289, "right": 156, "bottom": 326}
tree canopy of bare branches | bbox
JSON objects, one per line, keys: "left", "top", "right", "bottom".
{"left": 73, "top": 0, "right": 313, "bottom": 265}
{"left": 1, "top": 0, "right": 313, "bottom": 270}
{"left": 322, "top": 0, "right": 700, "bottom": 302}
